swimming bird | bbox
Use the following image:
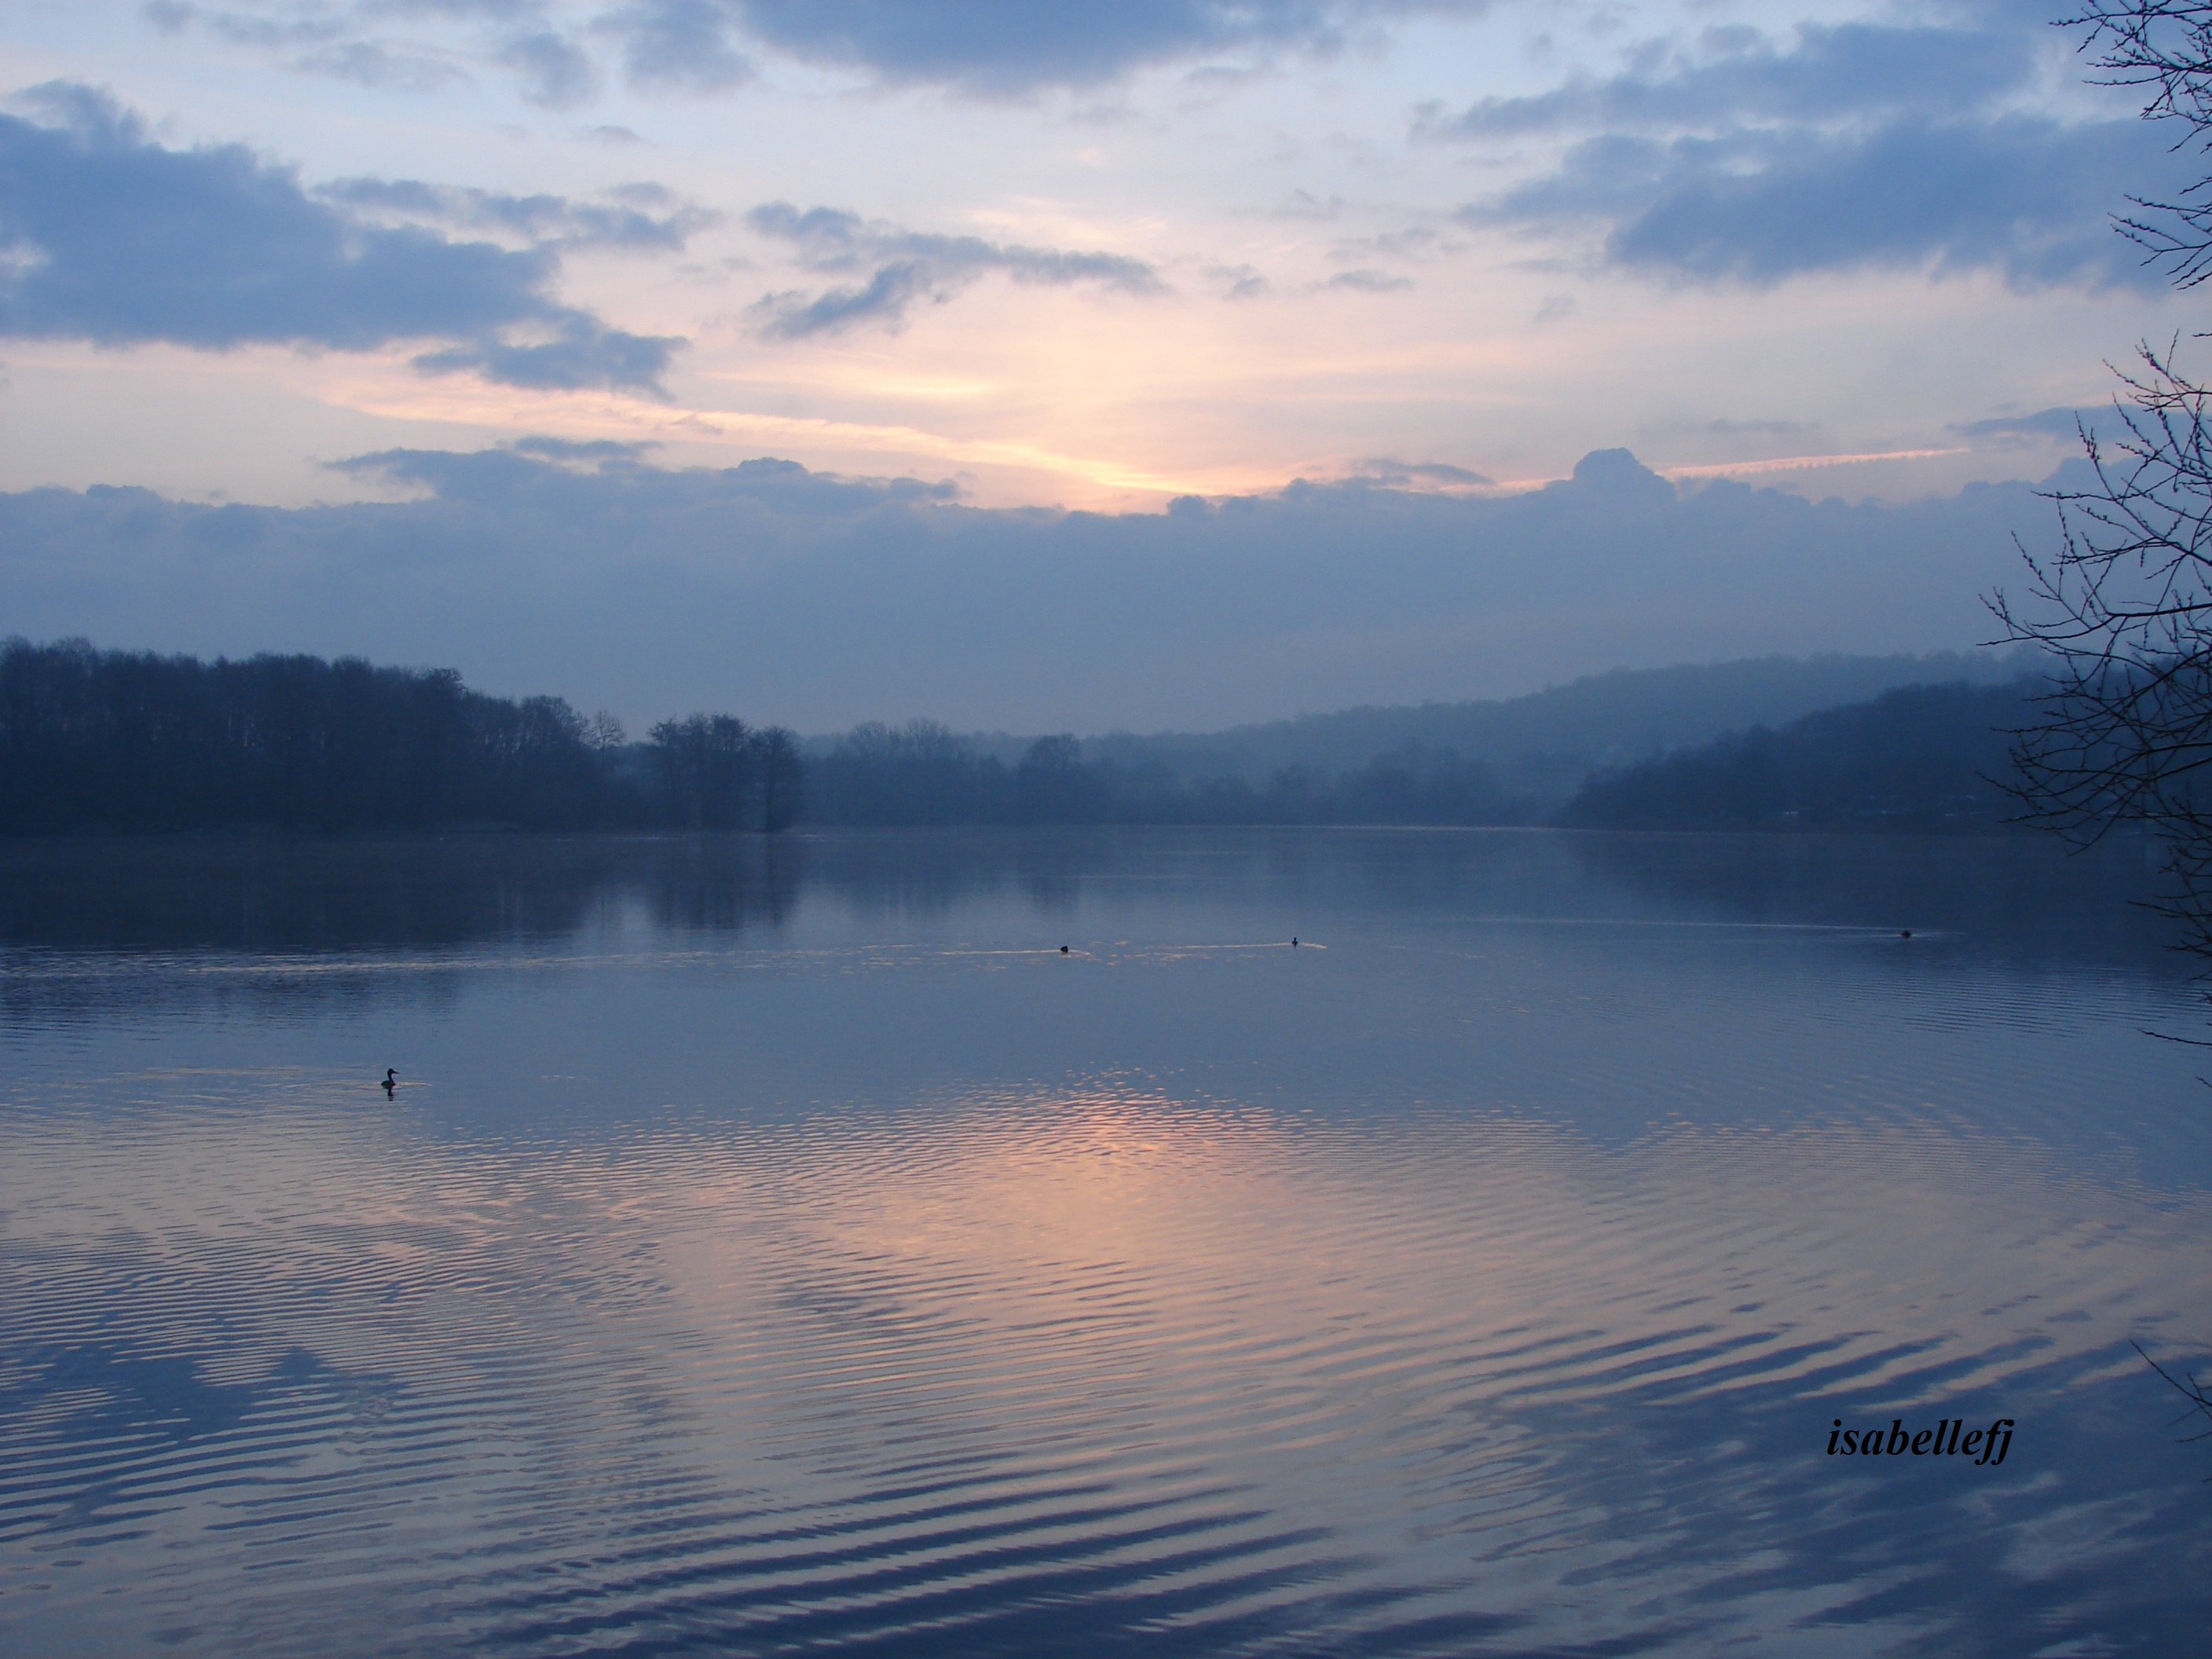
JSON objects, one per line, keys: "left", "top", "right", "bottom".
{"left": 383, "top": 1068, "right": 397, "bottom": 1097}
{"left": 1060, "top": 945, "right": 1070, "bottom": 954}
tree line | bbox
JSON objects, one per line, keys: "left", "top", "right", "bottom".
{"left": 806, "top": 687, "right": 2056, "bottom": 834}
{"left": 0, "top": 637, "right": 800, "bottom": 833}
{"left": 2, "top": 636, "right": 2052, "bottom": 838}
{"left": 806, "top": 721, "right": 1533, "bottom": 827}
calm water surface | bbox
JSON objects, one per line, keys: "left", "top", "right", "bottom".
{"left": 2, "top": 828, "right": 2208, "bottom": 1656}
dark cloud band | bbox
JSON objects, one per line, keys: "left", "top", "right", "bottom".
{"left": 0, "top": 83, "right": 685, "bottom": 390}
{"left": 1442, "top": 17, "right": 2192, "bottom": 292}
{"left": 151, "top": 0, "right": 1492, "bottom": 102}
{"left": 1434, "top": 24, "right": 2030, "bottom": 139}
{"left": 0, "top": 444, "right": 2056, "bottom": 733}
{"left": 1471, "top": 117, "right": 2187, "bottom": 291}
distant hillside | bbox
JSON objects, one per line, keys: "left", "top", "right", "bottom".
{"left": 1061, "top": 651, "right": 2038, "bottom": 811}
{"left": 798, "top": 652, "right": 2046, "bottom": 826}
{"left": 1086, "top": 651, "right": 2032, "bottom": 770}
{"left": 1558, "top": 679, "right": 2038, "bottom": 833}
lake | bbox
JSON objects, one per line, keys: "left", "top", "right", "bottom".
{"left": 2, "top": 827, "right": 2208, "bottom": 1656}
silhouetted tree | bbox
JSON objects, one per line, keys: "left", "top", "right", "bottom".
{"left": 1016, "top": 734, "right": 1108, "bottom": 822}
{"left": 755, "top": 727, "right": 806, "bottom": 832}
{"left": 647, "top": 713, "right": 756, "bottom": 830}
{"left": 474, "top": 694, "right": 612, "bottom": 829}
{"left": 811, "top": 720, "right": 1009, "bottom": 825}
{"left": 1995, "top": 0, "right": 2212, "bottom": 1443}
{"left": 2067, "top": 0, "right": 2212, "bottom": 284}
{"left": 1995, "top": 2, "right": 2212, "bottom": 935}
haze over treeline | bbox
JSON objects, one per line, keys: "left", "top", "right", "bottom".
{"left": 1061, "top": 649, "right": 2034, "bottom": 797}
{"left": 808, "top": 650, "right": 2037, "bottom": 826}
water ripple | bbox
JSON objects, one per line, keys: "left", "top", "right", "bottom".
{"left": 4, "top": 831, "right": 2210, "bottom": 1655}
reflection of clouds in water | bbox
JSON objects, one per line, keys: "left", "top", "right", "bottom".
{"left": 2, "top": 828, "right": 2207, "bottom": 1654}
{"left": 6, "top": 1061, "right": 2204, "bottom": 1654}
{"left": 683, "top": 1087, "right": 2212, "bottom": 1417}
{"left": 630, "top": 1093, "right": 2212, "bottom": 1652}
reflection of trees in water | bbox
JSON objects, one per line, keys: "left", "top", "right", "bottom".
{"left": 0, "top": 834, "right": 815, "bottom": 955}
{"left": 0, "top": 965, "right": 477, "bottom": 1027}
{"left": 1260, "top": 826, "right": 1584, "bottom": 917}
{"left": 0, "top": 833, "right": 809, "bottom": 1022}
{"left": 1017, "top": 846, "right": 1083, "bottom": 914}
{"left": 643, "top": 836, "right": 800, "bottom": 934}
{"left": 802, "top": 826, "right": 1569, "bottom": 925}
{"left": 797, "top": 828, "right": 1122, "bottom": 920}
{"left": 797, "top": 825, "right": 1434, "bottom": 920}
{"left": 0, "top": 837, "right": 624, "bottom": 952}
{"left": 785, "top": 826, "right": 2186, "bottom": 966}
{"left": 1566, "top": 831, "right": 2177, "bottom": 969}
{"left": 2, "top": 826, "right": 2183, "bottom": 987}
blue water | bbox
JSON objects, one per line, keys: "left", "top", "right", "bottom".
{"left": 2, "top": 828, "right": 2207, "bottom": 1656}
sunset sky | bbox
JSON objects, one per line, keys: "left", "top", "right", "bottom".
{"left": 0, "top": 0, "right": 2195, "bottom": 727}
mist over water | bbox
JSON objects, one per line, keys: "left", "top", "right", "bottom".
{"left": 2, "top": 829, "right": 2207, "bottom": 1656}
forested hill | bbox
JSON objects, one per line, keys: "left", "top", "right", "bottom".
{"left": 1077, "top": 651, "right": 2037, "bottom": 786}
{"left": 1558, "top": 679, "right": 2038, "bottom": 833}
{"left": 0, "top": 638, "right": 801, "bottom": 834}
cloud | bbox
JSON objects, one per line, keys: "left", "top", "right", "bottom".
{"left": 1706, "top": 418, "right": 1808, "bottom": 437}
{"left": 1346, "top": 457, "right": 1490, "bottom": 485}
{"left": 1328, "top": 225, "right": 1445, "bottom": 262}
{"left": 0, "top": 443, "right": 2060, "bottom": 733}
{"left": 512, "top": 434, "right": 662, "bottom": 463}
{"left": 409, "top": 320, "right": 680, "bottom": 390}
{"left": 291, "top": 41, "right": 470, "bottom": 93}
{"left": 199, "top": 9, "right": 346, "bottom": 50}
{"left": 1952, "top": 405, "right": 2133, "bottom": 450}
{"left": 1446, "top": 19, "right": 2196, "bottom": 291}
{"left": 1433, "top": 24, "right": 2031, "bottom": 139}
{"left": 166, "top": 2, "right": 497, "bottom": 93}
{"left": 1546, "top": 445, "right": 1677, "bottom": 506}
{"left": 1322, "top": 268, "right": 1411, "bottom": 291}
{"left": 498, "top": 29, "right": 598, "bottom": 106}
{"left": 152, "top": 1, "right": 1489, "bottom": 102}
{"left": 0, "top": 83, "right": 681, "bottom": 390}
{"left": 744, "top": 201, "right": 1165, "bottom": 338}
{"left": 1210, "top": 262, "right": 1271, "bottom": 299}
{"left": 319, "top": 176, "right": 716, "bottom": 251}
{"left": 600, "top": 0, "right": 755, "bottom": 92}
{"left": 1471, "top": 116, "right": 2190, "bottom": 291}
{"left": 1272, "top": 189, "right": 1346, "bottom": 220}
{"left": 1954, "top": 407, "right": 2096, "bottom": 440}
{"left": 723, "top": 1, "right": 1486, "bottom": 95}
{"left": 330, "top": 444, "right": 958, "bottom": 511}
